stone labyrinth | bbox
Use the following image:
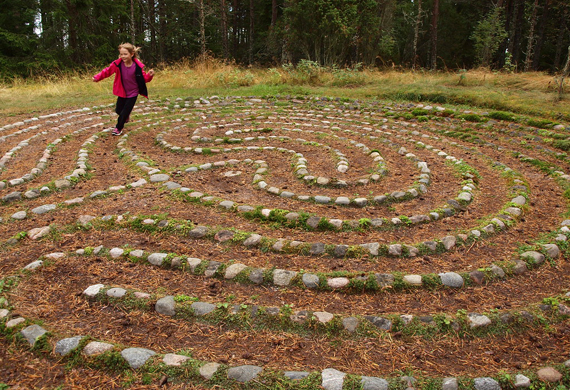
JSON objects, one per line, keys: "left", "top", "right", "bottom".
{"left": 2, "top": 95, "right": 570, "bottom": 389}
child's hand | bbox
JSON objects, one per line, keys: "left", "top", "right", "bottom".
{"left": 148, "top": 69, "right": 155, "bottom": 77}
{"left": 92, "top": 77, "right": 97, "bottom": 82}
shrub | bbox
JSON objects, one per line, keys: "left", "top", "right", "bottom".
{"left": 412, "top": 108, "right": 430, "bottom": 116}
{"left": 527, "top": 118, "right": 553, "bottom": 128}
{"left": 460, "top": 113, "right": 483, "bottom": 122}
{"left": 553, "top": 140, "right": 570, "bottom": 152}
{"left": 488, "top": 111, "right": 515, "bottom": 121}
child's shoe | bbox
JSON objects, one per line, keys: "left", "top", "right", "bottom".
{"left": 112, "top": 128, "right": 123, "bottom": 136}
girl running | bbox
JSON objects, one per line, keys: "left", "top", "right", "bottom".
{"left": 93, "top": 43, "right": 154, "bottom": 135}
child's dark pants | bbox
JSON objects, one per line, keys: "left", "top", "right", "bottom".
{"left": 115, "top": 96, "right": 138, "bottom": 130}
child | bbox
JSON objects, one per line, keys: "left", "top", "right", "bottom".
{"left": 93, "top": 43, "right": 154, "bottom": 136}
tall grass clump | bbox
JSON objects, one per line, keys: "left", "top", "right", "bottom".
{"left": 158, "top": 55, "right": 257, "bottom": 89}
{"left": 280, "top": 60, "right": 326, "bottom": 85}
{"left": 271, "top": 61, "right": 369, "bottom": 87}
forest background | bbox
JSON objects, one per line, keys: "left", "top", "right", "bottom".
{"left": 1, "top": 0, "right": 570, "bottom": 79}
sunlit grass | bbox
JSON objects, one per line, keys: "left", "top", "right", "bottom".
{"left": 0, "top": 58, "right": 568, "bottom": 121}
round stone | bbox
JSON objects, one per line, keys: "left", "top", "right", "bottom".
{"left": 327, "top": 277, "right": 349, "bottom": 289}
{"left": 11, "top": 211, "right": 27, "bottom": 220}
{"left": 121, "top": 347, "right": 156, "bottom": 369}
{"left": 302, "top": 273, "right": 320, "bottom": 288}
{"left": 474, "top": 377, "right": 500, "bottom": 390}
{"left": 227, "top": 365, "right": 263, "bottom": 383}
{"left": 150, "top": 174, "right": 170, "bottom": 182}
{"left": 439, "top": 272, "right": 464, "bottom": 288}
{"left": 537, "top": 367, "right": 562, "bottom": 382}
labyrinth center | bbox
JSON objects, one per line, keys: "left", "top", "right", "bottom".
{"left": 1, "top": 96, "right": 570, "bottom": 388}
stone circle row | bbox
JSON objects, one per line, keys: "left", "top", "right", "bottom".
{"left": 1, "top": 247, "right": 569, "bottom": 389}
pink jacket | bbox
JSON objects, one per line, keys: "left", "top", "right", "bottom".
{"left": 93, "top": 58, "right": 153, "bottom": 98}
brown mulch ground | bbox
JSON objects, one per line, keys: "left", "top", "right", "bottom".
{"left": 1, "top": 100, "right": 570, "bottom": 389}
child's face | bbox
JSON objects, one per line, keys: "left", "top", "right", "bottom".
{"left": 119, "top": 48, "right": 134, "bottom": 63}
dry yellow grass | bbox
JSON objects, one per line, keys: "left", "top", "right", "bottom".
{"left": 0, "top": 60, "right": 568, "bottom": 121}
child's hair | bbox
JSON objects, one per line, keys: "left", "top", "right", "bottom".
{"left": 118, "top": 43, "right": 141, "bottom": 58}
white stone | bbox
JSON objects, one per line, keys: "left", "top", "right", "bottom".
{"left": 403, "top": 275, "right": 422, "bottom": 285}
{"left": 24, "top": 260, "right": 43, "bottom": 270}
{"left": 313, "top": 312, "right": 334, "bottom": 323}
{"left": 327, "top": 278, "right": 349, "bottom": 289}
{"left": 6, "top": 317, "right": 25, "bottom": 328}
{"left": 163, "top": 353, "right": 190, "bottom": 366}
{"left": 225, "top": 263, "right": 248, "bottom": 279}
{"left": 468, "top": 313, "right": 492, "bottom": 328}
{"left": 109, "top": 248, "right": 124, "bottom": 258}
{"left": 200, "top": 362, "right": 221, "bottom": 380}
{"left": 514, "top": 374, "right": 531, "bottom": 388}
{"left": 83, "top": 341, "right": 114, "bottom": 356}
{"left": 147, "top": 253, "right": 168, "bottom": 266}
{"left": 83, "top": 284, "right": 105, "bottom": 297}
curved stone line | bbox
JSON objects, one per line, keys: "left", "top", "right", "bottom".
{"left": 119, "top": 123, "right": 529, "bottom": 240}
{"left": 0, "top": 98, "right": 524, "bottom": 244}
{"left": 0, "top": 126, "right": 111, "bottom": 206}
{"left": 1, "top": 253, "right": 569, "bottom": 388}
{"left": 1, "top": 96, "right": 568, "bottom": 388}
{"left": 123, "top": 132, "right": 498, "bottom": 234}
{"left": 0, "top": 110, "right": 98, "bottom": 175}
{"left": 0, "top": 122, "right": 103, "bottom": 193}
{"left": 0, "top": 99, "right": 540, "bottom": 235}
{"left": 0, "top": 101, "right": 183, "bottom": 205}
{"left": 0, "top": 108, "right": 93, "bottom": 135}
{"left": 185, "top": 114, "right": 392, "bottom": 179}
{"left": 66, "top": 135, "right": 536, "bottom": 262}
{"left": 15, "top": 203, "right": 562, "bottom": 292}
{"left": 120, "top": 110, "right": 489, "bottom": 229}
{"left": 417, "top": 112, "right": 570, "bottom": 194}
{"left": 160, "top": 129, "right": 390, "bottom": 186}
{"left": 0, "top": 128, "right": 153, "bottom": 221}
{"left": 0, "top": 100, "right": 544, "bottom": 266}
{"left": 81, "top": 280, "right": 570, "bottom": 340}
{"left": 6, "top": 308, "right": 559, "bottom": 390}
{"left": 160, "top": 120, "right": 390, "bottom": 187}
{"left": 135, "top": 102, "right": 487, "bottom": 213}
{"left": 168, "top": 138, "right": 422, "bottom": 206}
{"left": 80, "top": 233, "right": 563, "bottom": 291}
{"left": 430, "top": 119, "right": 570, "bottom": 182}
{"left": 129, "top": 151, "right": 457, "bottom": 232}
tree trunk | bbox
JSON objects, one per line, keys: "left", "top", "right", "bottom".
{"left": 532, "top": 0, "right": 550, "bottom": 70}
{"left": 130, "top": 0, "right": 135, "bottom": 43}
{"left": 412, "top": 0, "right": 423, "bottom": 69}
{"left": 249, "top": 0, "right": 254, "bottom": 65}
{"left": 39, "top": 0, "right": 58, "bottom": 48}
{"left": 524, "top": 0, "right": 539, "bottom": 72}
{"left": 220, "top": 0, "right": 229, "bottom": 59}
{"left": 158, "top": 0, "right": 166, "bottom": 62}
{"left": 233, "top": 0, "right": 239, "bottom": 57}
{"left": 64, "top": 0, "right": 80, "bottom": 63}
{"left": 506, "top": 0, "right": 516, "bottom": 55}
{"left": 271, "top": 0, "right": 278, "bottom": 27}
{"left": 496, "top": 0, "right": 512, "bottom": 68}
{"left": 281, "top": 0, "right": 291, "bottom": 63}
{"left": 199, "top": 0, "right": 206, "bottom": 56}
{"left": 429, "top": 0, "right": 439, "bottom": 70}
{"left": 149, "top": 0, "right": 157, "bottom": 63}
{"left": 558, "top": 46, "right": 570, "bottom": 99}
{"left": 509, "top": 0, "right": 525, "bottom": 66}
{"left": 553, "top": 4, "right": 568, "bottom": 71}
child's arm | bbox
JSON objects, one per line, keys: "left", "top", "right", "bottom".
{"left": 143, "top": 68, "right": 154, "bottom": 83}
{"left": 93, "top": 63, "right": 117, "bottom": 82}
